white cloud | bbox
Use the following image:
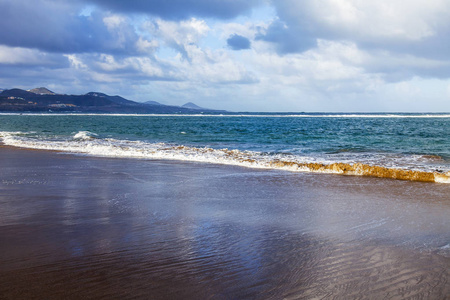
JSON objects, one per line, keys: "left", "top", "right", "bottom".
{"left": 1, "top": 0, "right": 449, "bottom": 112}
{"left": 66, "top": 54, "right": 88, "bottom": 69}
{"left": 103, "top": 14, "right": 127, "bottom": 29}
{"left": 135, "top": 37, "right": 159, "bottom": 54}
{"left": 310, "top": 0, "right": 438, "bottom": 40}
{"left": 156, "top": 18, "right": 210, "bottom": 44}
{"left": 246, "top": 40, "right": 368, "bottom": 88}
{"left": 177, "top": 47, "right": 258, "bottom": 84}
{"left": 0, "top": 45, "right": 67, "bottom": 67}
{"left": 219, "top": 20, "right": 268, "bottom": 41}
{"left": 143, "top": 18, "right": 210, "bottom": 61}
{"left": 274, "top": 0, "right": 450, "bottom": 42}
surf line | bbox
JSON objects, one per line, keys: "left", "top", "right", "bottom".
{"left": 264, "top": 160, "right": 450, "bottom": 183}
{"left": 1, "top": 133, "right": 449, "bottom": 184}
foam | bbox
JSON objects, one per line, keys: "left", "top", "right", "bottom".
{"left": 1, "top": 131, "right": 449, "bottom": 183}
{"left": 73, "top": 131, "right": 98, "bottom": 140}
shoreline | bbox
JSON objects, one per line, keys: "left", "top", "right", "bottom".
{"left": 2, "top": 142, "right": 449, "bottom": 184}
{"left": 1, "top": 146, "right": 449, "bottom": 298}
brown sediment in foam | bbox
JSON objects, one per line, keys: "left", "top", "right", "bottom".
{"left": 351, "top": 163, "right": 437, "bottom": 182}
{"left": 268, "top": 160, "right": 449, "bottom": 183}
{"left": 216, "top": 147, "right": 449, "bottom": 183}
{"left": 421, "top": 154, "right": 443, "bottom": 160}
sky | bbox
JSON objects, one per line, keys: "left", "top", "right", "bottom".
{"left": 0, "top": 0, "right": 450, "bottom": 112}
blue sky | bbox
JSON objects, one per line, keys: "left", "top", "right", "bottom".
{"left": 0, "top": 0, "right": 449, "bottom": 112}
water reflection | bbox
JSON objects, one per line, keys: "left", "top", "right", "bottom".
{"left": 0, "top": 149, "right": 449, "bottom": 299}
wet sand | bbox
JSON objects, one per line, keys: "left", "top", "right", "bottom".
{"left": 0, "top": 146, "right": 449, "bottom": 299}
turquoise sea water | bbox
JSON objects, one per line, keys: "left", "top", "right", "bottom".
{"left": 1, "top": 113, "right": 449, "bottom": 182}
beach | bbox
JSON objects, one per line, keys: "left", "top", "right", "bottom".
{"left": 0, "top": 145, "right": 449, "bottom": 299}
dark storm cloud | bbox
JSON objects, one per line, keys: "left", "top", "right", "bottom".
{"left": 0, "top": 0, "right": 264, "bottom": 56}
{"left": 84, "top": 0, "right": 263, "bottom": 20}
{"left": 227, "top": 34, "right": 251, "bottom": 50}
{"left": 0, "top": 0, "right": 143, "bottom": 55}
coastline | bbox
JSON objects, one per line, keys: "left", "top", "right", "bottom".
{"left": 1, "top": 146, "right": 449, "bottom": 299}
{"left": 1, "top": 113, "right": 449, "bottom": 184}
{"left": 2, "top": 140, "right": 449, "bottom": 184}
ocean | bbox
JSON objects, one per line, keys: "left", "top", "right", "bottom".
{"left": 1, "top": 112, "right": 450, "bottom": 298}
{"left": 1, "top": 112, "right": 449, "bottom": 183}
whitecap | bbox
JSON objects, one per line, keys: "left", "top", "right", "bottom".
{"left": 73, "top": 131, "right": 98, "bottom": 140}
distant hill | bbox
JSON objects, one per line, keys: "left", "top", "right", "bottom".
{"left": 0, "top": 87, "right": 227, "bottom": 114}
{"left": 182, "top": 102, "right": 204, "bottom": 110}
{"left": 85, "top": 92, "right": 137, "bottom": 106}
{"left": 28, "top": 87, "right": 55, "bottom": 95}
{"left": 144, "top": 100, "right": 163, "bottom": 106}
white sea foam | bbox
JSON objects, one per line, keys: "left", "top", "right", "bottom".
{"left": 1, "top": 131, "right": 449, "bottom": 183}
{"left": 73, "top": 131, "right": 98, "bottom": 140}
{"left": 434, "top": 174, "right": 450, "bottom": 184}
{"left": 440, "top": 243, "right": 450, "bottom": 250}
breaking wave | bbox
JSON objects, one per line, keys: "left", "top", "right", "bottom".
{"left": 1, "top": 131, "right": 449, "bottom": 183}
{"left": 73, "top": 131, "right": 98, "bottom": 140}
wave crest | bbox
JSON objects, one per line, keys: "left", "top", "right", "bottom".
{"left": 73, "top": 131, "right": 98, "bottom": 140}
{"left": 1, "top": 131, "right": 449, "bottom": 183}
{"left": 268, "top": 161, "right": 449, "bottom": 183}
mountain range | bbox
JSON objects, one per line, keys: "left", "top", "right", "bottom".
{"left": 0, "top": 87, "right": 225, "bottom": 114}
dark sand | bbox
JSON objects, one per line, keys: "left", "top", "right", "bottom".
{"left": 1, "top": 146, "right": 449, "bottom": 299}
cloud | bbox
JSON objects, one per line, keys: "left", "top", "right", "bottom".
{"left": 252, "top": 0, "right": 450, "bottom": 82}
{"left": 143, "top": 18, "right": 210, "bottom": 61}
{"left": 63, "top": 52, "right": 181, "bottom": 84}
{"left": 59, "top": 43, "right": 258, "bottom": 89}
{"left": 260, "top": 0, "right": 450, "bottom": 57}
{"left": 227, "top": 34, "right": 251, "bottom": 50}
{"left": 0, "top": 46, "right": 69, "bottom": 68}
{"left": 84, "top": 0, "right": 264, "bottom": 20}
{"left": 362, "top": 50, "right": 450, "bottom": 82}
{"left": 255, "top": 19, "right": 316, "bottom": 54}
{"left": 0, "top": 0, "right": 151, "bottom": 55}
{"left": 0, "top": 49, "right": 78, "bottom": 91}
{"left": 246, "top": 40, "right": 373, "bottom": 94}
{"left": 1, "top": 0, "right": 449, "bottom": 112}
